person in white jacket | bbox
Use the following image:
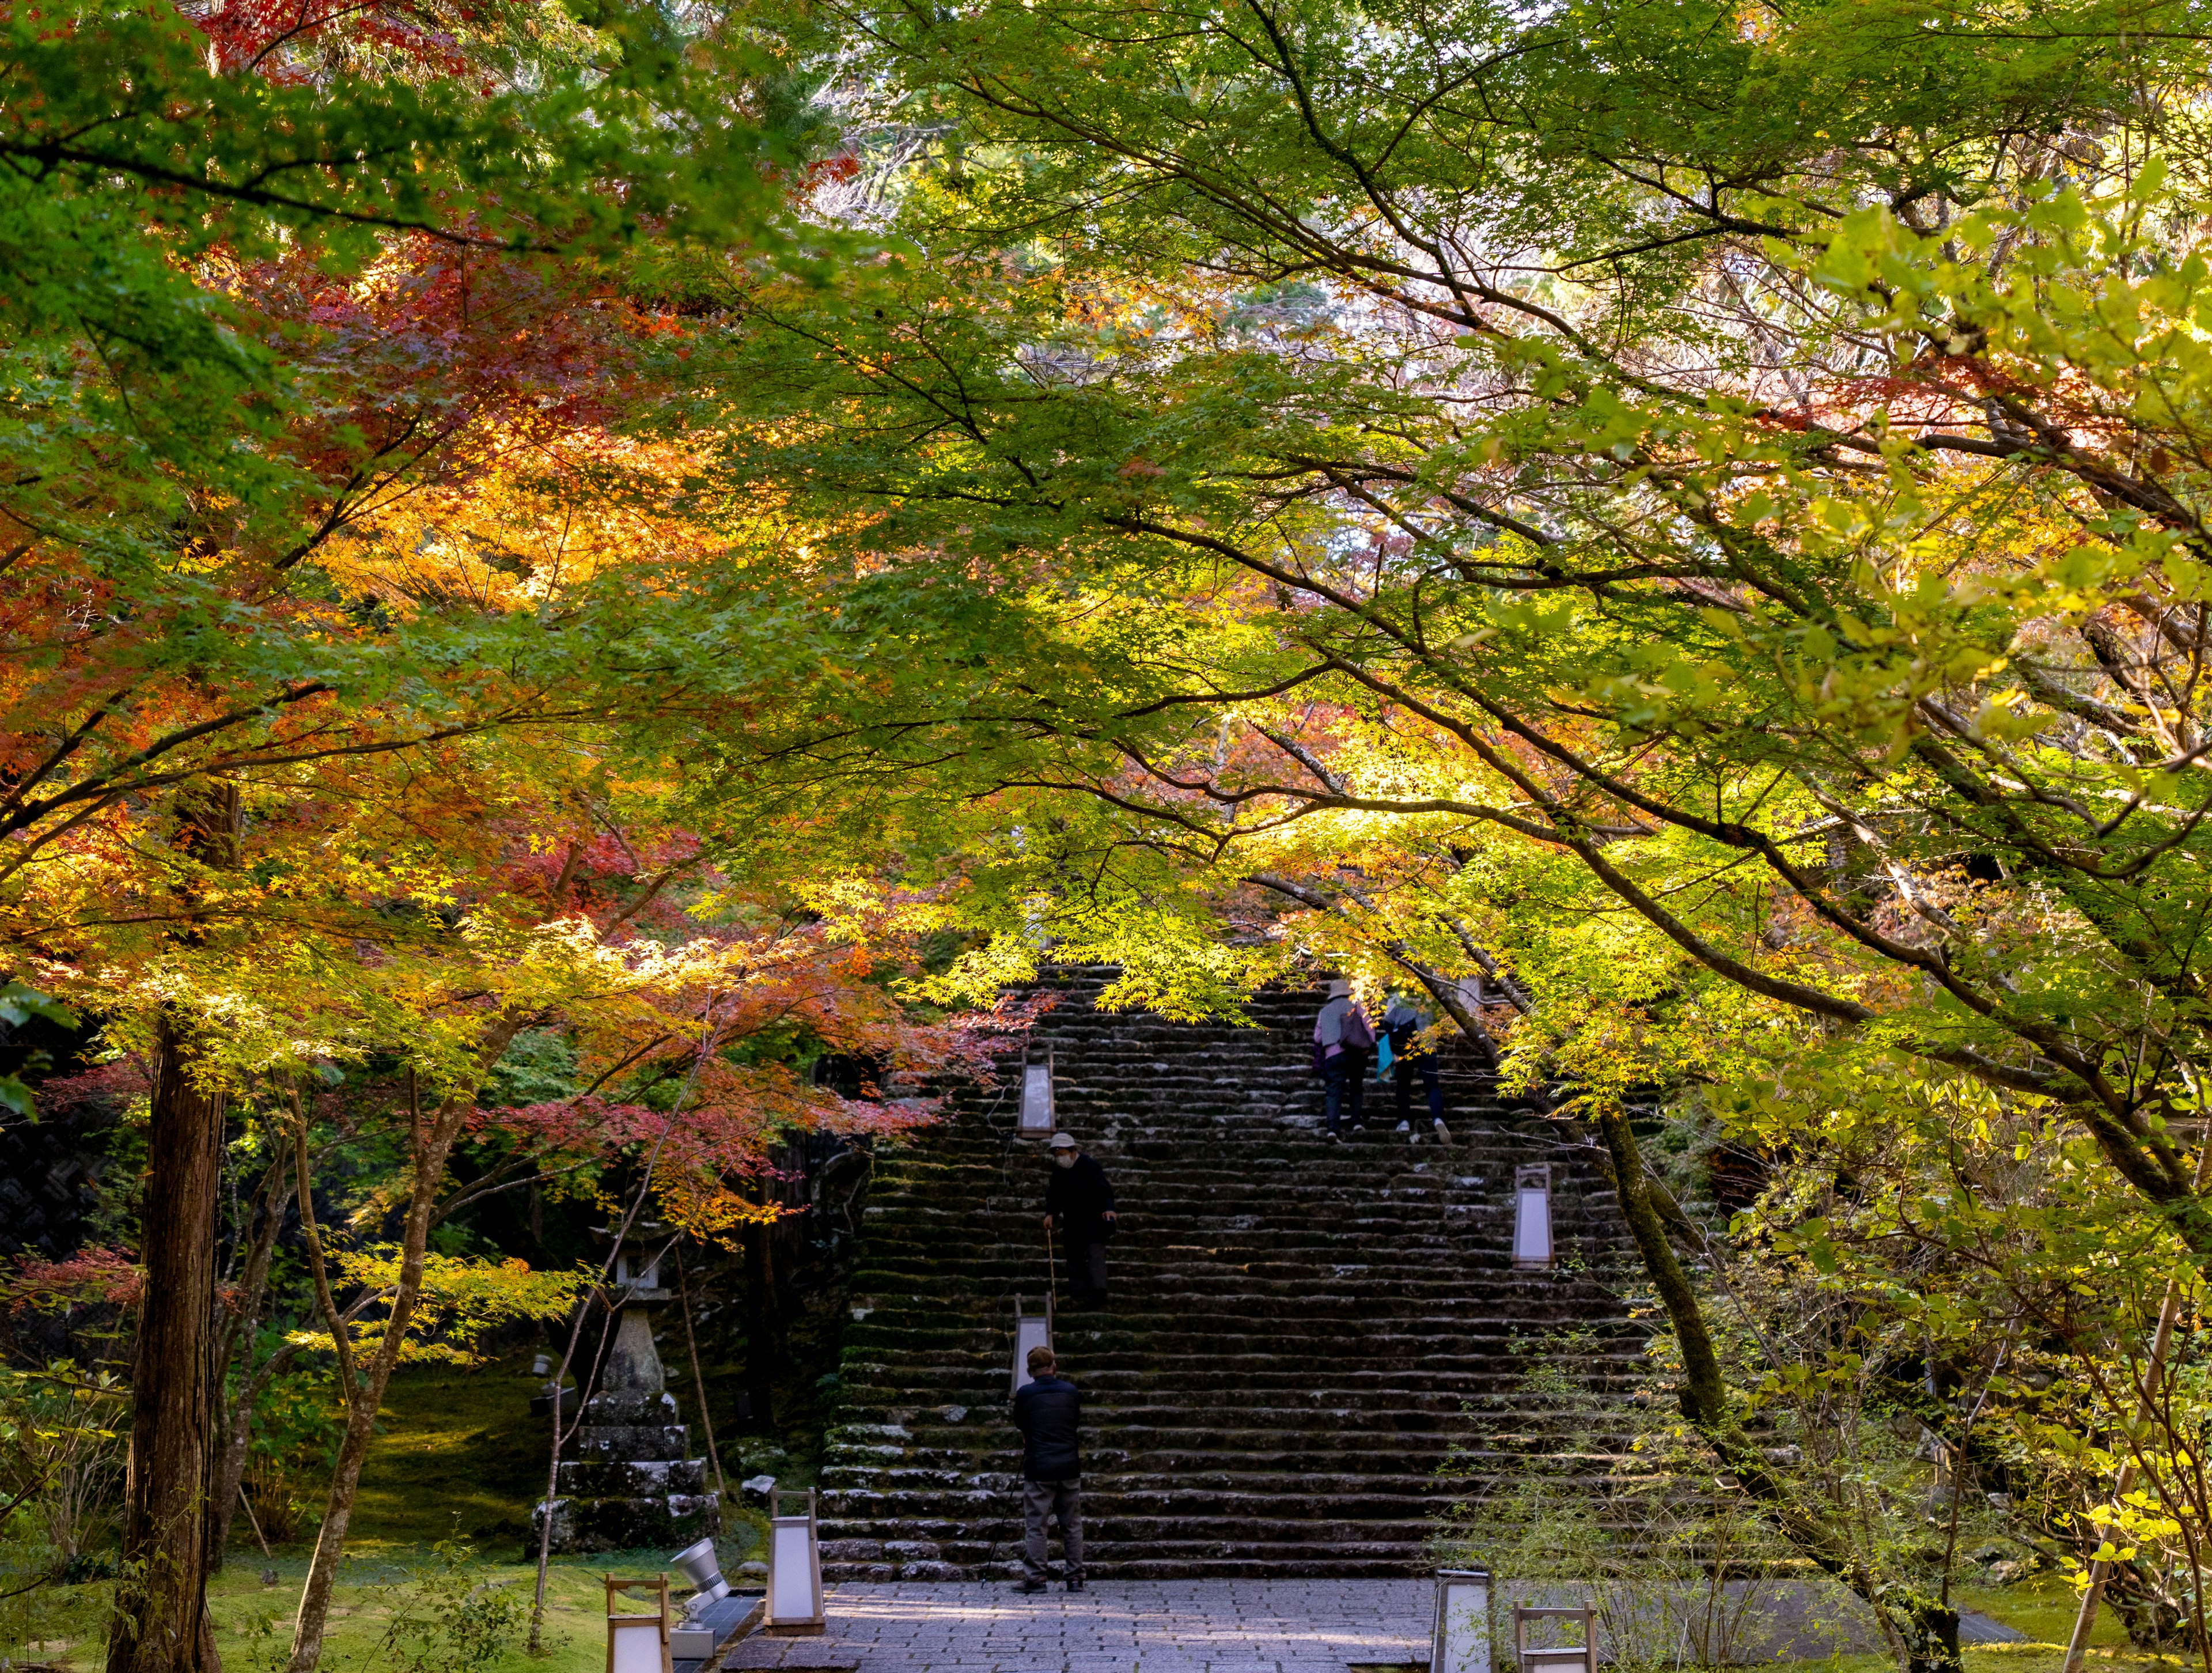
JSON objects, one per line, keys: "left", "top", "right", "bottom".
{"left": 1312, "top": 979, "right": 1373, "bottom": 1140}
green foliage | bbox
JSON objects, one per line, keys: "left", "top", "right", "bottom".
{"left": 1438, "top": 1329, "right": 1807, "bottom": 1671}
{"left": 0, "top": 1362, "right": 125, "bottom": 1583}
{"left": 372, "top": 1530, "right": 529, "bottom": 1673}
{"left": 0, "top": 983, "right": 77, "bottom": 1118}
{"left": 479, "top": 1032, "right": 581, "bottom": 1110}
{"left": 241, "top": 1354, "right": 344, "bottom": 1474}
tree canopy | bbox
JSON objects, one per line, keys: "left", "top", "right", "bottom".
{"left": 18, "top": 0, "right": 2212, "bottom": 1669}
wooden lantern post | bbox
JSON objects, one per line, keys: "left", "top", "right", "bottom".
{"left": 1513, "top": 1604, "right": 1597, "bottom": 1673}
{"left": 764, "top": 1487, "right": 825, "bottom": 1637}
{"left": 604, "top": 1574, "right": 672, "bottom": 1673}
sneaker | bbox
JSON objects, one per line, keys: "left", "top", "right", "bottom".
{"left": 1325, "top": 1130, "right": 1340, "bottom": 1142}
{"left": 1014, "top": 1577, "right": 1048, "bottom": 1593}
{"left": 1066, "top": 1577, "right": 1085, "bottom": 1593}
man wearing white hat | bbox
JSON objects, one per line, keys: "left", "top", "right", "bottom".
{"left": 1041, "top": 1133, "right": 1117, "bottom": 1308}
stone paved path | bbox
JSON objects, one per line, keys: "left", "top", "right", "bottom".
{"left": 722, "top": 1580, "right": 1431, "bottom": 1672}
{"left": 717, "top": 1577, "right": 2035, "bottom": 1671}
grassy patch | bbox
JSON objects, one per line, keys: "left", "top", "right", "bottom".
{"left": 205, "top": 1554, "right": 607, "bottom": 1673}
{"left": 1755, "top": 1580, "right": 2196, "bottom": 1673}
{"left": 0, "top": 1348, "right": 775, "bottom": 1673}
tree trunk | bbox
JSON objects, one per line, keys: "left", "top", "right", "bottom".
{"left": 110, "top": 778, "right": 241, "bottom": 1663}
{"left": 283, "top": 1398, "right": 380, "bottom": 1673}
{"left": 1589, "top": 1100, "right": 1966, "bottom": 1673}
{"left": 209, "top": 1147, "right": 297, "bottom": 1569}
{"left": 286, "top": 1034, "right": 517, "bottom": 1673}
{"left": 209, "top": 1395, "right": 256, "bottom": 1570}
{"left": 741, "top": 1179, "right": 777, "bottom": 1429}
{"left": 107, "top": 1011, "right": 226, "bottom": 1673}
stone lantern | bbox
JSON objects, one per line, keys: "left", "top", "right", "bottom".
{"left": 532, "top": 1225, "right": 722, "bottom": 1553}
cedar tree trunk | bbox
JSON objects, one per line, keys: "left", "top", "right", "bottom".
{"left": 107, "top": 1012, "right": 226, "bottom": 1673}
{"left": 109, "top": 781, "right": 241, "bottom": 1673}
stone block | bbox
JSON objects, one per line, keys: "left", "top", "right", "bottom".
{"left": 582, "top": 1389, "right": 679, "bottom": 1425}
{"left": 555, "top": 1458, "right": 709, "bottom": 1496}
{"left": 573, "top": 1424, "right": 691, "bottom": 1462}
{"left": 530, "top": 1490, "right": 721, "bottom": 1554}
{"left": 894, "top": 1560, "right": 964, "bottom": 1580}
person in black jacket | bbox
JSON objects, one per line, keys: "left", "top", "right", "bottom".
{"left": 1010, "top": 1344, "right": 1084, "bottom": 1592}
{"left": 1042, "top": 1133, "right": 1116, "bottom": 1308}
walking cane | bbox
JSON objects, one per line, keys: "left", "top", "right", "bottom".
{"left": 1044, "top": 1220, "right": 1058, "bottom": 1326}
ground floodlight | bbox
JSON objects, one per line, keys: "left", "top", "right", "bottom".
{"left": 669, "top": 1538, "right": 728, "bottom": 1603}
{"left": 1432, "top": 1567, "right": 1493, "bottom": 1673}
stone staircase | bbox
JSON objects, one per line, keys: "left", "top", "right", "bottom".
{"left": 819, "top": 967, "right": 1644, "bottom": 1581}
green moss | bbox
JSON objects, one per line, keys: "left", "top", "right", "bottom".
{"left": 339, "top": 1360, "right": 554, "bottom": 1553}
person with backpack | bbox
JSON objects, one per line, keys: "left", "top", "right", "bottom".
{"left": 1312, "top": 979, "right": 1373, "bottom": 1140}
{"left": 1381, "top": 991, "right": 1447, "bottom": 1134}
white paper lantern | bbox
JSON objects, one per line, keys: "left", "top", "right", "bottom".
{"left": 1019, "top": 1051, "right": 1056, "bottom": 1134}
{"left": 1513, "top": 1163, "right": 1553, "bottom": 1270}
{"left": 606, "top": 1615, "right": 668, "bottom": 1673}
{"left": 1432, "top": 1568, "right": 1493, "bottom": 1673}
{"left": 1012, "top": 1296, "right": 1054, "bottom": 1395}
{"left": 603, "top": 1575, "right": 671, "bottom": 1673}
{"left": 764, "top": 1487, "right": 824, "bottom": 1637}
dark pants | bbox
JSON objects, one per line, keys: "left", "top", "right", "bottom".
{"left": 1395, "top": 1055, "right": 1444, "bottom": 1123}
{"left": 1323, "top": 1049, "right": 1366, "bottom": 1134}
{"left": 1022, "top": 1477, "right": 1082, "bottom": 1580}
{"left": 1063, "top": 1239, "right": 1108, "bottom": 1307}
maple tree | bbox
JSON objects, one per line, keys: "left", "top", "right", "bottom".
{"left": 624, "top": 0, "right": 2212, "bottom": 1664}
{"left": 0, "top": 0, "right": 857, "bottom": 1664}
{"left": 25, "top": 0, "right": 2212, "bottom": 1662}
{"left": 18, "top": 687, "right": 1001, "bottom": 1666}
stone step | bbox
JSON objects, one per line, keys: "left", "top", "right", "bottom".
{"left": 820, "top": 968, "right": 1638, "bottom": 1580}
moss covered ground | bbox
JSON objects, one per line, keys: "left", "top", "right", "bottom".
{"left": 1, "top": 1352, "right": 772, "bottom": 1673}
